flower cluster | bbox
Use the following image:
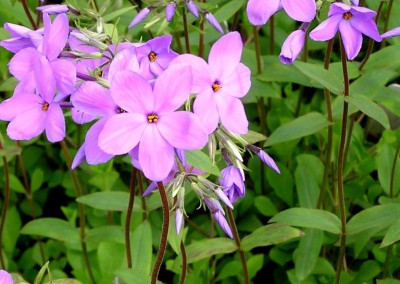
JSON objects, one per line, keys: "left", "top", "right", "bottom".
{"left": 247, "top": 0, "right": 400, "bottom": 63}
{"left": 0, "top": 7, "right": 280, "bottom": 237}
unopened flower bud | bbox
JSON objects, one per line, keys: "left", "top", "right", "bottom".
{"left": 165, "top": 2, "right": 176, "bottom": 22}
{"left": 37, "top": 4, "right": 69, "bottom": 14}
{"left": 129, "top": 7, "right": 151, "bottom": 28}
{"left": 205, "top": 12, "right": 224, "bottom": 34}
{"left": 187, "top": 0, "right": 199, "bottom": 18}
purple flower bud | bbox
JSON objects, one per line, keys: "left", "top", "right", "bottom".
{"left": 204, "top": 197, "right": 224, "bottom": 214}
{"left": 382, "top": 27, "right": 400, "bottom": 39}
{"left": 205, "top": 12, "right": 224, "bottom": 34}
{"left": 187, "top": 0, "right": 199, "bottom": 18}
{"left": 219, "top": 165, "right": 245, "bottom": 203}
{"left": 166, "top": 2, "right": 176, "bottom": 22}
{"left": 175, "top": 208, "right": 184, "bottom": 234}
{"left": 279, "top": 29, "right": 306, "bottom": 65}
{"left": 215, "top": 188, "right": 234, "bottom": 209}
{"left": 248, "top": 145, "right": 280, "bottom": 174}
{"left": 0, "top": 270, "right": 13, "bottom": 284}
{"left": 37, "top": 4, "right": 69, "bottom": 14}
{"left": 129, "top": 7, "right": 151, "bottom": 29}
{"left": 214, "top": 211, "right": 233, "bottom": 238}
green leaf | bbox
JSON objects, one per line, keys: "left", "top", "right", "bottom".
{"left": 241, "top": 224, "right": 303, "bottom": 251}
{"left": 294, "top": 61, "right": 342, "bottom": 95}
{"left": 295, "top": 229, "right": 323, "bottom": 281}
{"left": 186, "top": 149, "right": 220, "bottom": 176}
{"left": 131, "top": 221, "right": 152, "bottom": 274}
{"left": 213, "top": 0, "right": 245, "bottom": 22}
{"left": 31, "top": 168, "right": 44, "bottom": 192}
{"left": 0, "top": 145, "right": 21, "bottom": 158}
{"left": 381, "top": 219, "right": 400, "bottom": 248}
{"left": 97, "top": 242, "right": 125, "bottom": 281}
{"left": 3, "top": 206, "right": 21, "bottom": 253}
{"left": 76, "top": 191, "right": 140, "bottom": 211}
{"left": 247, "top": 254, "right": 264, "bottom": 280}
{"left": 345, "top": 94, "right": 390, "bottom": 129}
{"left": 186, "top": 238, "right": 236, "bottom": 263}
{"left": 269, "top": 208, "right": 341, "bottom": 234}
{"left": 347, "top": 204, "right": 400, "bottom": 235}
{"left": 265, "top": 112, "right": 331, "bottom": 146}
{"left": 363, "top": 44, "right": 400, "bottom": 72}
{"left": 377, "top": 143, "right": 400, "bottom": 196}
{"left": 34, "top": 261, "right": 50, "bottom": 284}
{"left": 267, "top": 164, "right": 294, "bottom": 206}
{"left": 254, "top": 196, "right": 278, "bottom": 216}
{"left": 241, "top": 130, "right": 267, "bottom": 145}
{"left": 85, "top": 226, "right": 124, "bottom": 244}
{"left": 21, "top": 218, "right": 79, "bottom": 243}
{"left": 115, "top": 268, "right": 153, "bottom": 284}
{"left": 102, "top": 6, "right": 135, "bottom": 22}
{"left": 8, "top": 174, "right": 26, "bottom": 193}
{"left": 88, "top": 171, "right": 119, "bottom": 191}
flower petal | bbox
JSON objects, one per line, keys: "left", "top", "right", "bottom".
{"left": 34, "top": 56, "right": 56, "bottom": 103}
{"left": 220, "top": 63, "right": 251, "bottom": 97}
{"left": 193, "top": 89, "right": 219, "bottom": 134}
{"left": 382, "top": 27, "right": 400, "bottom": 39}
{"left": 339, "top": 20, "right": 363, "bottom": 60}
{"left": 309, "top": 14, "right": 342, "bottom": 41}
{"left": 246, "top": 0, "right": 280, "bottom": 26}
{"left": 98, "top": 113, "right": 146, "bottom": 155}
{"left": 157, "top": 111, "right": 208, "bottom": 149}
{"left": 45, "top": 103, "right": 65, "bottom": 142}
{"left": 139, "top": 125, "right": 175, "bottom": 181}
{"left": 110, "top": 70, "right": 153, "bottom": 114}
{"left": 71, "top": 143, "right": 86, "bottom": 169}
{"left": 350, "top": 15, "right": 381, "bottom": 42}
{"left": 0, "top": 94, "right": 42, "bottom": 121}
{"left": 216, "top": 95, "right": 248, "bottom": 134}
{"left": 7, "top": 108, "right": 46, "bottom": 140}
{"left": 9, "top": 47, "right": 41, "bottom": 80}
{"left": 44, "top": 13, "right": 69, "bottom": 61}
{"left": 108, "top": 47, "right": 140, "bottom": 82}
{"left": 50, "top": 59, "right": 77, "bottom": 94}
{"left": 208, "top": 32, "right": 243, "bottom": 80}
{"left": 153, "top": 65, "right": 192, "bottom": 114}
{"left": 282, "top": 0, "right": 316, "bottom": 22}
{"left": 71, "top": 81, "right": 116, "bottom": 117}
{"left": 85, "top": 119, "right": 114, "bottom": 165}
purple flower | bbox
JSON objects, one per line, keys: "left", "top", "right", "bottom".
{"left": 205, "top": 12, "right": 224, "bottom": 34}
{"left": 309, "top": 3, "right": 381, "bottom": 60}
{"left": 382, "top": 27, "right": 400, "bottom": 39}
{"left": 0, "top": 23, "right": 43, "bottom": 53}
{"left": 219, "top": 165, "right": 245, "bottom": 203}
{"left": 135, "top": 35, "right": 179, "bottom": 80}
{"left": 0, "top": 270, "right": 13, "bottom": 284}
{"left": 98, "top": 66, "right": 208, "bottom": 181}
{"left": 175, "top": 208, "right": 184, "bottom": 234}
{"left": 203, "top": 197, "right": 233, "bottom": 238}
{"left": 37, "top": 4, "right": 69, "bottom": 14}
{"left": 171, "top": 32, "right": 251, "bottom": 134}
{"left": 0, "top": 57, "right": 65, "bottom": 142}
{"left": 166, "top": 2, "right": 176, "bottom": 22}
{"left": 129, "top": 7, "right": 152, "bottom": 28}
{"left": 187, "top": 0, "right": 199, "bottom": 18}
{"left": 247, "top": 145, "right": 280, "bottom": 174}
{"left": 246, "top": 0, "right": 316, "bottom": 26}
{"left": 279, "top": 28, "right": 306, "bottom": 65}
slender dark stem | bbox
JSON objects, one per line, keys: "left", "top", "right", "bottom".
{"left": 126, "top": 168, "right": 137, "bottom": 268}
{"left": 179, "top": 241, "right": 187, "bottom": 284}
{"left": 230, "top": 11, "right": 240, "bottom": 31}
{"left": 253, "top": 26, "right": 262, "bottom": 74}
{"left": 343, "top": 114, "right": 356, "bottom": 166}
{"left": 137, "top": 172, "right": 148, "bottom": 220}
{"left": 151, "top": 182, "right": 170, "bottom": 284}
{"left": 335, "top": 37, "right": 350, "bottom": 284}
{"left": 359, "top": 1, "right": 384, "bottom": 71}
{"left": 198, "top": 19, "right": 204, "bottom": 57}
{"left": 269, "top": 15, "right": 275, "bottom": 54}
{"left": 381, "top": 0, "right": 394, "bottom": 48}
{"left": 317, "top": 39, "right": 334, "bottom": 209}
{"left": 0, "top": 141, "right": 10, "bottom": 269}
{"left": 184, "top": 216, "right": 209, "bottom": 237}
{"left": 182, "top": 8, "right": 191, "bottom": 54}
{"left": 21, "top": 0, "right": 37, "bottom": 29}
{"left": 60, "top": 141, "right": 96, "bottom": 284}
{"left": 227, "top": 208, "right": 249, "bottom": 284}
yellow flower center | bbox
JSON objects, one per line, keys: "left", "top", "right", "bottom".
{"left": 148, "top": 51, "right": 157, "bottom": 62}
{"left": 147, "top": 113, "right": 158, "bottom": 123}
{"left": 343, "top": 12, "right": 352, "bottom": 20}
{"left": 42, "top": 102, "right": 49, "bottom": 111}
{"left": 212, "top": 82, "right": 221, "bottom": 92}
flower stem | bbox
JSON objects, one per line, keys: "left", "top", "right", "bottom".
{"left": 381, "top": 0, "right": 394, "bottom": 48}
{"left": 60, "top": 141, "right": 96, "bottom": 284}
{"left": 21, "top": 0, "right": 37, "bottom": 29}
{"left": 227, "top": 208, "right": 249, "bottom": 284}
{"left": 317, "top": 39, "right": 334, "bottom": 209}
{"left": 126, "top": 168, "right": 137, "bottom": 268}
{"left": 151, "top": 182, "right": 170, "bottom": 284}
{"left": 335, "top": 37, "right": 350, "bottom": 284}
{"left": 0, "top": 140, "right": 10, "bottom": 269}
{"left": 137, "top": 172, "right": 148, "bottom": 220}
{"left": 179, "top": 241, "right": 187, "bottom": 284}
{"left": 182, "top": 7, "right": 191, "bottom": 54}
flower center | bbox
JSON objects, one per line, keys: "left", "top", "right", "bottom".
{"left": 147, "top": 113, "right": 159, "bottom": 123}
{"left": 343, "top": 12, "right": 352, "bottom": 20}
{"left": 148, "top": 51, "right": 157, "bottom": 62}
{"left": 212, "top": 82, "right": 221, "bottom": 92}
{"left": 42, "top": 102, "right": 49, "bottom": 111}
{"left": 116, "top": 107, "right": 127, "bottom": 113}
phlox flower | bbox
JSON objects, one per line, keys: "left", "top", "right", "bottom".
{"left": 98, "top": 66, "right": 208, "bottom": 181}
{"left": 309, "top": 3, "right": 381, "bottom": 60}
{"left": 382, "top": 27, "right": 400, "bottom": 39}
{"left": 219, "top": 165, "right": 245, "bottom": 203}
{"left": 135, "top": 35, "right": 178, "bottom": 80}
{"left": 0, "top": 270, "right": 13, "bottom": 284}
{"left": 171, "top": 32, "right": 251, "bottom": 134}
{"left": 203, "top": 197, "right": 233, "bottom": 238}
{"left": 0, "top": 23, "right": 43, "bottom": 53}
{"left": 37, "top": 4, "right": 70, "bottom": 14}
{"left": 246, "top": 0, "right": 316, "bottom": 26}
{"left": 0, "top": 57, "right": 65, "bottom": 142}
{"left": 279, "top": 22, "right": 310, "bottom": 65}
